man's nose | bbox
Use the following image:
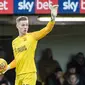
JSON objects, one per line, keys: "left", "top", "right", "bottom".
{"left": 24, "top": 27, "right": 27, "bottom": 29}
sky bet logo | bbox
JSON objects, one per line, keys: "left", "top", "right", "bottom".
{"left": 58, "top": 0, "right": 79, "bottom": 13}
{"left": 14, "top": 0, "right": 35, "bottom": 14}
{"left": 35, "top": 0, "right": 58, "bottom": 14}
{"left": 0, "top": 0, "right": 13, "bottom": 14}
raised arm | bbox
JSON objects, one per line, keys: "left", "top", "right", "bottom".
{"left": 31, "top": 5, "right": 58, "bottom": 40}
{"left": 31, "top": 21, "right": 55, "bottom": 40}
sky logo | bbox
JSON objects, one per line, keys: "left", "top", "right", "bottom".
{"left": 0, "top": 0, "right": 13, "bottom": 14}
{"left": 14, "top": 0, "right": 35, "bottom": 14}
{"left": 58, "top": 0, "right": 80, "bottom": 14}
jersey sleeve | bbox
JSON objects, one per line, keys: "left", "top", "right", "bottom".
{"left": 31, "top": 21, "right": 55, "bottom": 40}
{"left": 9, "top": 59, "right": 16, "bottom": 69}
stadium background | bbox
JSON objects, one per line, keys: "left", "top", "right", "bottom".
{"left": 0, "top": 0, "right": 85, "bottom": 84}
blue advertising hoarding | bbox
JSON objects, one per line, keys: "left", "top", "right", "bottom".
{"left": 14, "top": 0, "right": 35, "bottom": 14}
{"left": 58, "top": 0, "right": 80, "bottom": 14}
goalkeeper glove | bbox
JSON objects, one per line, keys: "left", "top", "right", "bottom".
{"left": 49, "top": 4, "right": 59, "bottom": 21}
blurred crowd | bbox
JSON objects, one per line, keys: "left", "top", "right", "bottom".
{"left": 37, "top": 48, "right": 85, "bottom": 85}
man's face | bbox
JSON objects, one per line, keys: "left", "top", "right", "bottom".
{"left": 77, "top": 56, "right": 84, "bottom": 65}
{"left": 55, "top": 71, "right": 63, "bottom": 78}
{"left": 17, "top": 20, "right": 29, "bottom": 35}
{"left": 69, "top": 75, "right": 77, "bottom": 85}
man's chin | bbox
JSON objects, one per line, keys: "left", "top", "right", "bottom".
{"left": 22, "top": 32, "right": 27, "bottom": 35}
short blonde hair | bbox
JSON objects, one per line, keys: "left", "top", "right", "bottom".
{"left": 16, "top": 16, "right": 28, "bottom": 23}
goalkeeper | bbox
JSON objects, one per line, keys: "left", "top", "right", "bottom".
{"left": 3, "top": 4, "right": 59, "bottom": 85}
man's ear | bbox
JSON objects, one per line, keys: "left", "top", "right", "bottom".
{"left": 16, "top": 23, "right": 18, "bottom": 29}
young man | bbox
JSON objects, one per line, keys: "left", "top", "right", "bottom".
{"left": 3, "top": 4, "right": 58, "bottom": 85}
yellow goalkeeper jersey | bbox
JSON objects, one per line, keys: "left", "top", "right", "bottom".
{"left": 12, "top": 21, "right": 55, "bottom": 75}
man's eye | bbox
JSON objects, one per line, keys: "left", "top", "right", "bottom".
{"left": 26, "top": 24, "right": 28, "bottom": 26}
{"left": 22, "top": 24, "right": 25, "bottom": 26}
